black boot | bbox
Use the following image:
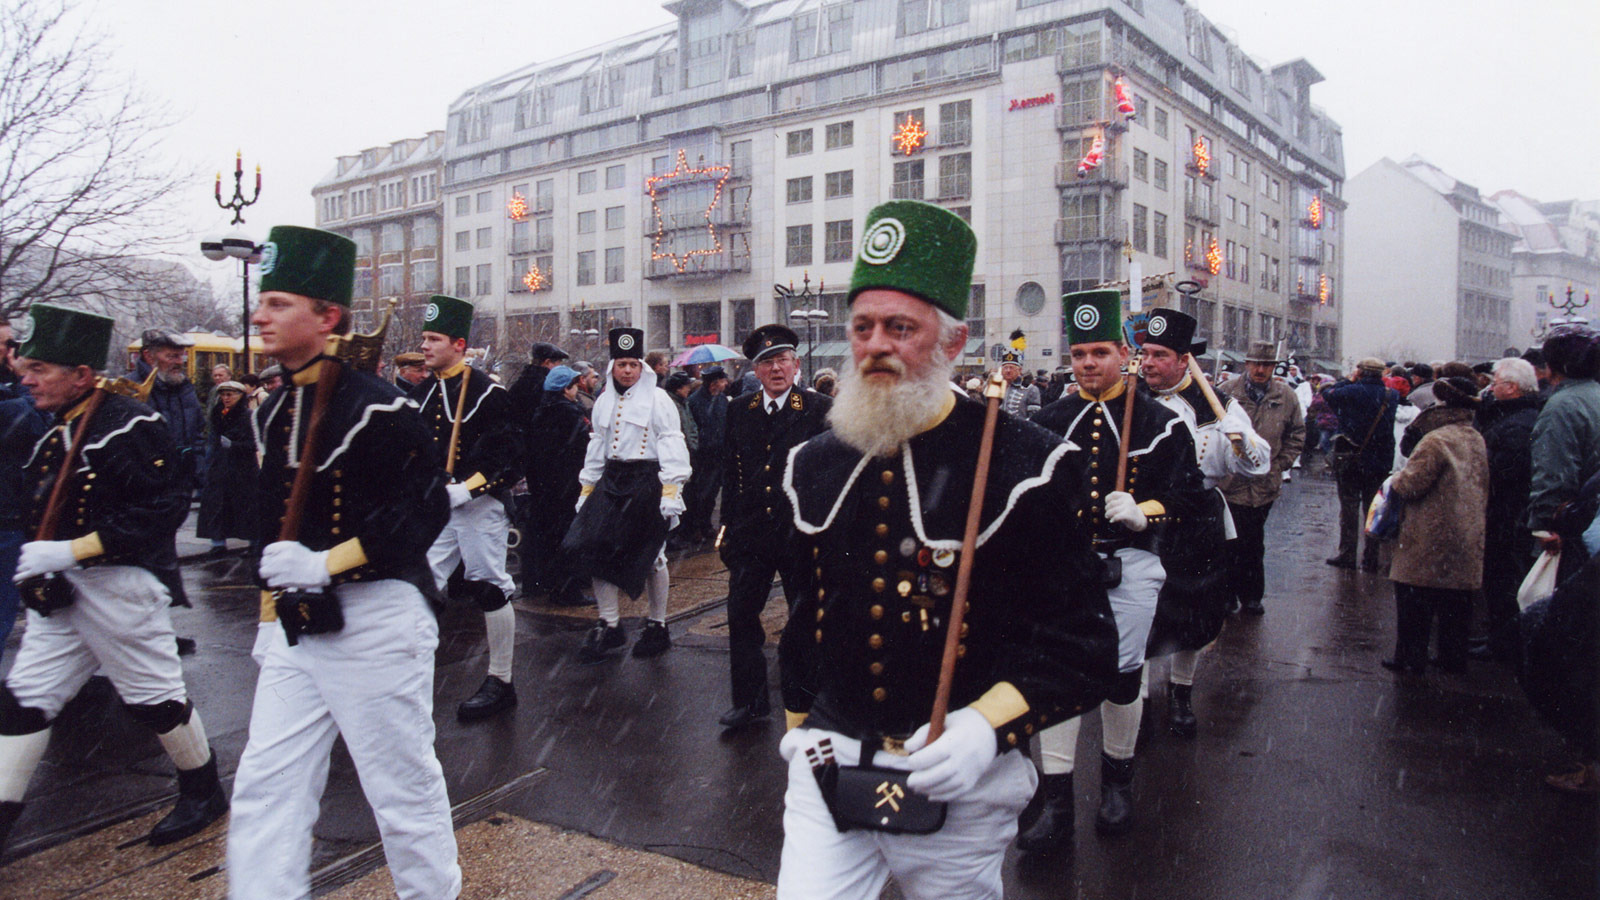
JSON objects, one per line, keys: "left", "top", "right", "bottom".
{"left": 457, "top": 675, "right": 517, "bottom": 721}
{"left": 577, "top": 622, "right": 626, "bottom": 665}
{"left": 631, "top": 620, "right": 672, "bottom": 658}
{"left": 148, "top": 754, "right": 228, "bottom": 846}
{"left": 1094, "top": 753, "right": 1135, "bottom": 836}
{"left": 1168, "top": 684, "right": 1197, "bottom": 738}
{"left": 1016, "top": 772, "right": 1075, "bottom": 855}
{"left": 0, "top": 800, "right": 23, "bottom": 852}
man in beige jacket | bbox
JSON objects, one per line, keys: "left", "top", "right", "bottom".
{"left": 1219, "top": 341, "right": 1305, "bottom": 615}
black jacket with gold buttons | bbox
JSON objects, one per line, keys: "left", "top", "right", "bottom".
{"left": 1032, "top": 380, "right": 1207, "bottom": 553}
{"left": 415, "top": 363, "right": 522, "bottom": 500}
{"left": 251, "top": 357, "right": 450, "bottom": 596}
{"left": 778, "top": 392, "right": 1120, "bottom": 752}
{"left": 722, "top": 387, "right": 831, "bottom": 562}
{"left": 22, "top": 391, "right": 189, "bottom": 579}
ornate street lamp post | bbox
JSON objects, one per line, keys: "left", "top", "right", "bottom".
{"left": 200, "top": 152, "right": 262, "bottom": 373}
{"left": 775, "top": 272, "right": 828, "bottom": 382}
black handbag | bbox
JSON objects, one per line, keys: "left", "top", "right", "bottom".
{"left": 275, "top": 589, "right": 344, "bottom": 645}
{"left": 808, "top": 738, "right": 948, "bottom": 834}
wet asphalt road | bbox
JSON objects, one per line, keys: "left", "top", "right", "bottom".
{"left": 0, "top": 469, "right": 1594, "bottom": 899}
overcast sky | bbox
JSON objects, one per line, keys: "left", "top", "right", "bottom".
{"left": 90, "top": 0, "right": 1597, "bottom": 283}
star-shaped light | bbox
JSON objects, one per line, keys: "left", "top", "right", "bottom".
{"left": 507, "top": 192, "right": 529, "bottom": 222}
{"left": 645, "top": 150, "right": 732, "bottom": 274}
{"left": 893, "top": 116, "right": 926, "bottom": 155}
{"left": 522, "top": 261, "right": 548, "bottom": 292}
{"left": 1206, "top": 237, "right": 1222, "bottom": 275}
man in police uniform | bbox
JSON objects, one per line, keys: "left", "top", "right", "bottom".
{"left": 0, "top": 304, "right": 225, "bottom": 851}
{"left": 228, "top": 226, "right": 459, "bottom": 900}
{"left": 417, "top": 295, "right": 524, "bottom": 721}
{"left": 999, "top": 345, "right": 1041, "bottom": 419}
{"left": 1025, "top": 290, "right": 1207, "bottom": 851}
{"left": 716, "top": 324, "right": 831, "bottom": 730}
{"left": 776, "top": 201, "right": 1118, "bottom": 899}
{"left": 1137, "top": 307, "right": 1269, "bottom": 736}
{"left": 563, "top": 327, "right": 691, "bottom": 664}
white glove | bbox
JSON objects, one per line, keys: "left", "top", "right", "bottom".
{"left": 1103, "top": 491, "right": 1148, "bottom": 532}
{"left": 14, "top": 540, "right": 78, "bottom": 582}
{"left": 903, "top": 707, "right": 999, "bottom": 802}
{"left": 660, "top": 493, "right": 686, "bottom": 518}
{"left": 446, "top": 483, "right": 473, "bottom": 509}
{"left": 1220, "top": 402, "right": 1253, "bottom": 436}
{"left": 259, "top": 541, "right": 332, "bottom": 590}
{"left": 575, "top": 489, "right": 591, "bottom": 514}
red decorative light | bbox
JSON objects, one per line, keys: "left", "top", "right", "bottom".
{"left": 1307, "top": 194, "right": 1323, "bottom": 229}
{"left": 521, "top": 261, "right": 549, "bottom": 292}
{"left": 644, "top": 149, "right": 732, "bottom": 274}
{"left": 1318, "top": 273, "right": 1329, "bottom": 304}
{"left": 893, "top": 115, "right": 926, "bottom": 156}
{"left": 1193, "top": 137, "right": 1210, "bottom": 176}
{"left": 1077, "top": 134, "right": 1105, "bottom": 178}
{"left": 508, "top": 191, "right": 529, "bottom": 222}
{"left": 1206, "top": 237, "right": 1222, "bottom": 275}
{"left": 1113, "top": 78, "right": 1136, "bottom": 119}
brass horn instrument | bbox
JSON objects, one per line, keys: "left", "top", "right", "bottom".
{"left": 326, "top": 297, "right": 400, "bottom": 374}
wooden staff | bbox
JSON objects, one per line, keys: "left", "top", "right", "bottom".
{"left": 36, "top": 387, "right": 107, "bottom": 540}
{"left": 444, "top": 366, "right": 471, "bottom": 475}
{"left": 1115, "top": 355, "right": 1141, "bottom": 492}
{"left": 277, "top": 358, "right": 341, "bottom": 543}
{"left": 1185, "top": 354, "right": 1247, "bottom": 456}
{"left": 927, "top": 370, "right": 1006, "bottom": 742}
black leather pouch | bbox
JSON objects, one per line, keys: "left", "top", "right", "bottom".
{"left": 275, "top": 589, "right": 344, "bottom": 645}
{"left": 18, "top": 574, "right": 74, "bottom": 616}
{"left": 1100, "top": 554, "right": 1123, "bottom": 589}
{"left": 816, "top": 763, "right": 948, "bottom": 835}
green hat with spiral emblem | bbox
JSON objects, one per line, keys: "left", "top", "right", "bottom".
{"left": 422, "top": 295, "right": 474, "bottom": 342}
{"left": 1063, "top": 289, "right": 1124, "bottom": 346}
{"left": 847, "top": 200, "right": 976, "bottom": 320}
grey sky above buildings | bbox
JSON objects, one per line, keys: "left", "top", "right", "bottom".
{"left": 95, "top": 0, "right": 1596, "bottom": 280}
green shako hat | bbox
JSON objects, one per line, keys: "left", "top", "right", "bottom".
{"left": 422, "top": 295, "right": 474, "bottom": 342}
{"left": 257, "top": 225, "right": 357, "bottom": 306}
{"left": 16, "top": 304, "right": 113, "bottom": 370}
{"left": 1064, "top": 289, "right": 1124, "bottom": 346}
{"left": 848, "top": 200, "right": 976, "bottom": 320}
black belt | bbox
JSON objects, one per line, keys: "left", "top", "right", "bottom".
{"left": 1093, "top": 537, "right": 1135, "bottom": 554}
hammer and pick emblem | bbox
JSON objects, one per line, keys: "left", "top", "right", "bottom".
{"left": 874, "top": 781, "right": 905, "bottom": 812}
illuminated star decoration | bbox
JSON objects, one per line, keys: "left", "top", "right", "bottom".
{"left": 1307, "top": 194, "right": 1323, "bottom": 229}
{"left": 1206, "top": 237, "right": 1222, "bottom": 276}
{"left": 1193, "top": 137, "right": 1210, "bottom": 176}
{"left": 1114, "top": 78, "right": 1136, "bottom": 120}
{"left": 1318, "top": 273, "right": 1329, "bottom": 304}
{"left": 507, "top": 191, "right": 529, "bottom": 222}
{"left": 521, "top": 261, "right": 549, "bottom": 292}
{"left": 1077, "top": 134, "right": 1105, "bottom": 178}
{"left": 645, "top": 149, "right": 732, "bottom": 274}
{"left": 893, "top": 114, "right": 926, "bottom": 155}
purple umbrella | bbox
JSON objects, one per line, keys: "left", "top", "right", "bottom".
{"left": 670, "top": 344, "right": 742, "bottom": 367}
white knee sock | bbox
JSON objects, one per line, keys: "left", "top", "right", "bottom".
{"left": 1170, "top": 649, "right": 1201, "bottom": 687}
{"left": 645, "top": 555, "right": 669, "bottom": 623}
{"left": 593, "top": 580, "right": 621, "bottom": 626}
{"left": 1101, "top": 698, "right": 1143, "bottom": 761}
{"left": 484, "top": 605, "right": 516, "bottom": 682}
{"left": 1036, "top": 716, "right": 1081, "bottom": 775}
{"left": 0, "top": 728, "right": 51, "bottom": 802}
{"left": 156, "top": 708, "right": 213, "bottom": 771}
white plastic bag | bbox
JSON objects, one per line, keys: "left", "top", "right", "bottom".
{"left": 1517, "top": 549, "right": 1561, "bottom": 611}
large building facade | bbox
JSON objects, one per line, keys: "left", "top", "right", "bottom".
{"left": 1344, "top": 156, "right": 1516, "bottom": 364}
{"left": 320, "top": 0, "right": 1346, "bottom": 373}
{"left": 1489, "top": 192, "right": 1598, "bottom": 345}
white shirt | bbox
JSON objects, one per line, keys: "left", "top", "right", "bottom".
{"left": 1152, "top": 376, "right": 1271, "bottom": 490}
{"left": 760, "top": 387, "right": 792, "bottom": 415}
{"left": 579, "top": 366, "right": 692, "bottom": 488}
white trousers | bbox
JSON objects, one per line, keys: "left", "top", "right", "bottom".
{"left": 1106, "top": 547, "right": 1166, "bottom": 673}
{"left": 228, "top": 581, "right": 460, "bottom": 900}
{"left": 6, "top": 566, "right": 186, "bottom": 716}
{"left": 427, "top": 494, "right": 515, "bottom": 595}
{"left": 777, "top": 731, "right": 1036, "bottom": 900}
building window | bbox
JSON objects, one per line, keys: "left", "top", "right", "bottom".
{"left": 787, "top": 176, "right": 814, "bottom": 204}
{"left": 1132, "top": 204, "right": 1148, "bottom": 253}
{"left": 476, "top": 227, "right": 493, "bottom": 249}
{"left": 413, "top": 217, "right": 439, "bottom": 249}
{"left": 381, "top": 223, "right": 405, "bottom": 254}
{"left": 577, "top": 211, "right": 596, "bottom": 234}
{"left": 354, "top": 267, "right": 372, "bottom": 299}
{"left": 653, "top": 50, "right": 677, "bottom": 97}
{"left": 455, "top": 231, "right": 470, "bottom": 252}
{"left": 786, "top": 224, "right": 813, "bottom": 266}
{"left": 605, "top": 206, "right": 625, "bottom": 231}
{"left": 728, "top": 29, "right": 754, "bottom": 77}
{"left": 826, "top": 121, "right": 854, "bottom": 150}
{"left": 730, "top": 140, "right": 753, "bottom": 178}
{"left": 577, "top": 171, "right": 597, "bottom": 194}
{"left": 476, "top": 191, "right": 492, "bottom": 213}
{"left": 937, "top": 153, "right": 971, "bottom": 199}
{"left": 1154, "top": 107, "right": 1169, "bottom": 138}
{"left": 455, "top": 266, "right": 471, "bottom": 296}
{"left": 455, "top": 196, "right": 471, "bottom": 216}
{"left": 604, "top": 247, "right": 624, "bottom": 283}
{"left": 824, "top": 220, "right": 853, "bottom": 262}
{"left": 476, "top": 264, "right": 492, "bottom": 295}
{"left": 352, "top": 228, "right": 373, "bottom": 257}
{"left": 1153, "top": 211, "right": 1168, "bottom": 259}
{"left": 898, "top": 0, "right": 968, "bottom": 37}
{"left": 535, "top": 179, "right": 555, "bottom": 212}
{"left": 938, "top": 99, "right": 971, "bottom": 146}
{"left": 412, "top": 260, "right": 439, "bottom": 293}
{"left": 1225, "top": 239, "right": 1237, "bottom": 279}
{"left": 576, "top": 250, "right": 595, "bottom": 286}
{"left": 1239, "top": 244, "right": 1249, "bottom": 283}
{"left": 1133, "top": 149, "right": 1149, "bottom": 182}
{"left": 825, "top": 170, "right": 853, "bottom": 199}
{"left": 379, "top": 264, "right": 403, "bottom": 296}
{"left": 605, "top": 164, "right": 625, "bottom": 190}
{"left": 1153, "top": 158, "right": 1169, "bottom": 191}
{"left": 787, "top": 129, "right": 814, "bottom": 156}
{"left": 892, "top": 159, "right": 925, "bottom": 200}
{"left": 731, "top": 298, "right": 755, "bottom": 344}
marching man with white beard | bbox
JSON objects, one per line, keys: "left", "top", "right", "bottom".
{"left": 774, "top": 200, "right": 1118, "bottom": 899}
{"left": 1024, "top": 290, "right": 1208, "bottom": 853}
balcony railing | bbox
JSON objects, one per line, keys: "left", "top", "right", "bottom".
{"left": 1056, "top": 158, "right": 1129, "bottom": 189}
{"left": 644, "top": 249, "right": 752, "bottom": 279}
{"left": 1184, "top": 196, "right": 1220, "bottom": 225}
{"left": 645, "top": 206, "right": 750, "bottom": 234}
{"left": 509, "top": 235, "right": 554, "bottom": 255}
{"left": 1054, "top": 215, "right": 1127, "bottom": 245}
{"left": 507, "top": 270, "right": 554, "bottom": 294}
{"left": 1292, "top": 232, "right": 1322, "bottom": 264}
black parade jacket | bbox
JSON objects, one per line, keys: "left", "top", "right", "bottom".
{"left": 22, "top": 390, "right": 189, "bottom": 581}
{"left": 721, "top": 387, "right": 832, "bottom": 563}
{"left": 778, "top": 391, "right": 1120, "bottom": 752}
{"left": 415, "top": 362, "right": 523, "bottom": 500}
{"left": 251, "top": 356, "right": 450, "bottom": 598}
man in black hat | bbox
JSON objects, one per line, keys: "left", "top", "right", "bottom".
{"left": 0, "top": 304, "right": 226, "bottom": 852}
{"left": 416, "top": 295, "right": 524, "bottom": 721}
{"left": 562, "top": 327, "right": 691, "bottom": 664}
{"left": 228, "top": 226, "right": 459, "bottom": 900}
{"left": 1136, "top": 307, "right": 1269, "bottom": 737}
{"left": 684, "top": 365, "right": 730, "bottom": 542}
{"left": 716, "top": 324, "right": 831, "bottom": 730}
